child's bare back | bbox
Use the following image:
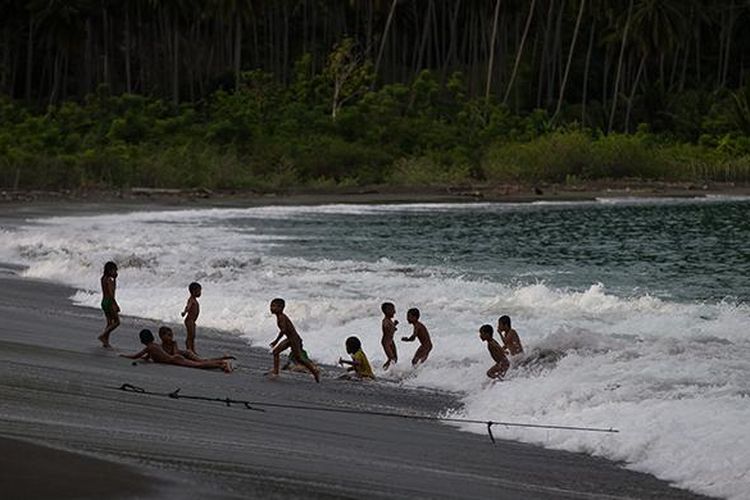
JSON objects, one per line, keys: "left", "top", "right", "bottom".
{"left": 402, "top": 308, "right": 432, "bottom": 366}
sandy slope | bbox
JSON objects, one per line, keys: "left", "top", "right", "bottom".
{"left": 0, "top": 262, "right": 711, "bottom": 499}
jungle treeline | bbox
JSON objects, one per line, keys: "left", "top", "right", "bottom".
{"left": 1, "top": 0, "right": 750, "bottom": 190}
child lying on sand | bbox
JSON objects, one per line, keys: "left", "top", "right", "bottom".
{"left": 121, "top": 329, "right": 232, "bottom": 373}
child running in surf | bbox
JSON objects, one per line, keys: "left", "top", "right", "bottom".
{"left": 479, "top": 324, "right": 509, "bottom": 379}
{"left": 98, "top": 261, "right": 120, "bottom": 348}
{"left": 401, "top": 307, "right": 432, "bottom": 366}
{"left": 180, "top": 282, "right": 201, "bottom": 353}
{"left": 498, "top": 315, "right": 524, "bottom": 366}
{"left": 268, "top": 298, "right": 320, "bottom": 382}
{"left": 380, "top": 302, "right": 398, "bottom": 369}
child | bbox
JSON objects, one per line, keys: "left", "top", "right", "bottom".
{"left": 268, "top": 298, "right": 320, "bottom": 382}
{"left": 180, "top": 282, "right": 201, "bottom": 353}
{"left": 401, "top": 307, "right": 432, "bottom": 366}
{"left": 498, "top": 315, "right": 524, "bottom": 357}
{"left": 121, "top": 329, "right": 231, "bottom": 372}
{"left": 98, "top": 261, "right": 120, "bottom": 348}
{"left": 380, "top": 302, "right": 398, "bottom": 369}
{"left": 338, "top": 336, "right": 375, "bottom": 380}
{"left": 158, "top": 326, "right": 234, "bottom": 362}
{"left": 479, "top": 324, "right": 509, "bottom": 379}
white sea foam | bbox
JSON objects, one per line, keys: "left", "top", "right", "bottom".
{"left": 1, "top": 205, "right": 748, "bottom": 499}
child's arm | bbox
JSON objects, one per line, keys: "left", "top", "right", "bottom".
{"left": 180, "top": 298, "right": 191, "bottom": 317}
{"left": 119, "top": 348, "right": 149, "bottom": 360}
{"left": 401, "top": 332, "right": 417, "bottom": 342}
{"left": 338, "top": 358, "right": 358, "bottom": 372}
{"left": 269, "top": 331, "right": 284, "bottom": 347}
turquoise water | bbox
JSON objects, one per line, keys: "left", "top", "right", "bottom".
{"left": 231, "top": 198, "right": 750, "bottom": 302}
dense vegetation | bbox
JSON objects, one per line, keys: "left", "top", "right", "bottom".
{"left": 2, "top": 1, "right": 750, "bottom": 190}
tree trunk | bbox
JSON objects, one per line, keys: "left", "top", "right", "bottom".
{"left": 172, "top": 17, "right": 179, "bottom": 106}
{"left": 624, "top": 54, "right": 646, "bottom": 133}
{"left": 234, "top": 13, "right": 242, "bottom": 90}
{"left": 49, "top": 49, "right": 61, "bottom": 105}
{"left": 414, "top": 1, "right": 432, "bottom": 76}
{"left": 721, "top": 2, "right": 735, "bottom": 88}
{"left": 548, "top": 0, "right": 565, "bottom": 107}
{"left": 607, "top": 0, "right": 634, "bottom": 134}
{"left": 485, "top": 0, "right": 502, "bottom": 102}
{"left": 580, "top": 19, "right": 595, "bottom": 124}
{"left": 442, "top": 0, "right": 462, "bottom": 77}
{"left": 125, "top": 5, "right": 132, "bottom": 93}
{"left": 103, "top": 6, "right": 110, "bottom": 89}
{"left": 536, "top": 0, "right": 555, "bottom": 108}
{"left": 554, "top": 0, "right": 586, "bottom": 122}
{"left": 503, "top": 0, "right": 536, "bottom": 105}
{"left": 1, "top": 26, "right": 9, "bottom": 94}
{"left": 374, "top": 0, "right": 398, "bottom": 82}
{"left": 25, "top": 15, "right": 34, "bottom": 101}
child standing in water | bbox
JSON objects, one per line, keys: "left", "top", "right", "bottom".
{"left": 380, "top": 302, "right": 398, "bottom": 369}
{"left": 338, "top": 336, "right": 375, "bottom": 380}
{"left": 498, "top": 315, "right": 524, "bottom": 364}
{"left": 98, "top": 261, "right": 120, "bottom": 348}
{"left": 479, "top": 324, "right": 509, "bottom": 379}
{"left": 268, "top": 298, "right": 320, "bottom": 382}
{"left": 401, "top": 307, "right": 432, "bottom": 366}
{"left": 181, "top": 282, "right": 201, "bottom": 353}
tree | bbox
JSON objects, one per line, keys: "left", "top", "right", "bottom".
{"left": 325, "top": 37, "right": 373, "bottom": 120}
{"left": 503, "top": 0, "right": 537, "bottom": 106}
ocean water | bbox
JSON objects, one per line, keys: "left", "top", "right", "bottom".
{"left": 1, "top": 197, "right": 749, "bottom": 499}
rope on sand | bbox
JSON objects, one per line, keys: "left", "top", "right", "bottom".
{"left": 115, "top": 383, "right": 619, "bottom": 444}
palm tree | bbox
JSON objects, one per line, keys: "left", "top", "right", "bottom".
{"left": 503, "top": 0, "right": 537, "bottom": 106}
{"left": 553, "top": 0, "right": 587, "bottom": 123}
{"left": 485, "top": 0, "right": 502, "bottom": 102}
{"left": 607, "top": 0, "right": 634, "bottom": 133}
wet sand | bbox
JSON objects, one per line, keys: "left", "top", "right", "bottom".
{"left": 0, "top": 260, "right": 712, "bottom": 499}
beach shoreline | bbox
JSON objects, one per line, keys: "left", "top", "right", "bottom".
{"left": 1, "top": 180, "right": 749, "bottom": 209}
{"left": 0, "top": 203, "right": 715, "bottom": 499}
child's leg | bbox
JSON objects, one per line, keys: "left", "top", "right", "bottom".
{"left": 271, "top": 339, "right": 290, "bottom": 375}
{"left": 171, "top": 357, "right": 229, "bottom": 372}
{"left": 412, "top": 345, "right": 431, "bottom": 365}
{"left": 185, "top": 321, "right": 196, "bottom": 353}
{"left": 486, "top": 364, "right": 502, "bottom": 379}
{"left": 179, "top": 349, "right": 201, "bottom": 361}
{"left": 98, "top": 311, "right": 120, "bottom": 347}
{"left": 289, "top": 339, "right": 319, "bottom": 382}
{"left": 487, "top": 360, "right": 509, "bottom": 379}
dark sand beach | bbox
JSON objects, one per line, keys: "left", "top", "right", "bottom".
{"left": 0, "top": 203, "right": 714, "bottom": 500}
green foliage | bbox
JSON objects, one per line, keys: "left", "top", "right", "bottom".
{"left": 3, "top": 44, "right": 750, "bottom": 191}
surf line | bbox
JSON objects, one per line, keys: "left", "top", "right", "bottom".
{"left": 114, "top": 383, "right": 618, "bottom": 444}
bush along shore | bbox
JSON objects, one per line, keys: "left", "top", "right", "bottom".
{"left": 5, "top": 3, "right": 750, "bottom": 193}
{"left": 2, "top": 67, "right": 750, "bottom": 192}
